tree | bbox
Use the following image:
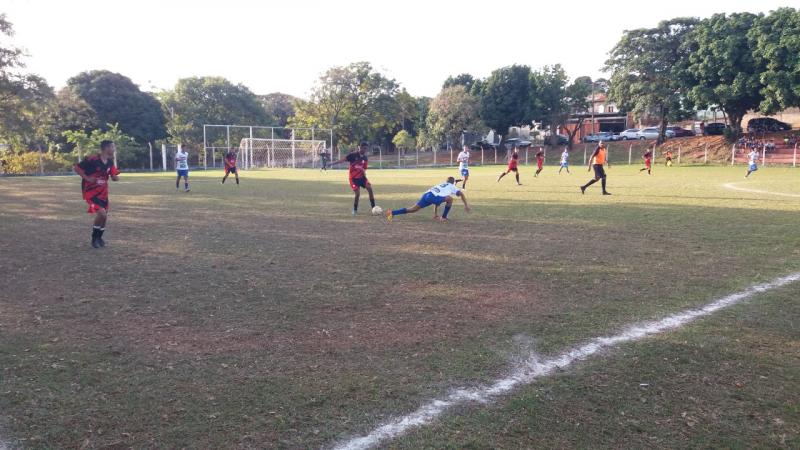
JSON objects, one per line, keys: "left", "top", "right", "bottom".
{"left": 392, "top": 129, "right": 415, "bottom": 151}
{"left": 159, "top": 76, "right": 275, "bottom": 147}
{"left": 63, "top": 123, "right": 143, "bottom": 168}
{"left": 426, "top": 85, "right": 482, "bottom": 149}
{"left": 532, "top": 65, "right": 570, "bottom": 144}
{"left": 682, "top": 13, "right": 763, "bottom": 137}
{"left": 443, "top": 73, "right": 476, "bottom": 91}
{"left": 478, "top": 65, "right": 536, "bottom": 137}
{"left": 605, "top": 18, "right": 698, "bottom": 143}
{"left": 0, "top": 13, "right": 54, "bottom": 152}
{"left": 288, "top": 62, "right": 399, "bottom": 148}
{"left": 749, "top": 8, "right": 800, "bottom": 115}
{"left": 259, "top": 92, "right": 296, "bottom": 126}
{"left": 67, "top": 70, "right": 166, "bottom": 144}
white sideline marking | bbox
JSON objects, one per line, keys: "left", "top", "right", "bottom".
{"left": 722, "top": 182, "right": 800, "bottom": 198}
{"left": 333, "top": 272, "right": 800, "bottom": 450}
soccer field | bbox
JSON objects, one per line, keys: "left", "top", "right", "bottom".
{"left": 1, "top": 165, "right": 799, "bottom": 448}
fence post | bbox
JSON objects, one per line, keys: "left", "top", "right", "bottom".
{"left": 481, "top": 148, "right": 485, "bottom": 165}
{"left": 494, "top": 147, "right": 497, "bottom": 164}
{"left": 434, "top": 148, "right": 437, "bottom": 166}
{"left": 38, "top": 148, "right": 43, "bottom": 174}
{"left": 525, "top": 148, "right": 529, "bottom": 165}
{"left": 762, "top": 145, "right": 766, "bottom": 168}
{"left": 583, "top": 145, "right": 587, "bottom": 165}
{"left": 398, "top": 147, "right": 401, "bottom": 168}
{"left": 731, "top": 145, "right": 736, "bottom": 166}
{"left": 794, "top": 143, "right": 797, "bottom": 168}
{"left": 450, "top": 147, "right": 454, "bottom": 166}
{"left": 416, "top": 147, "right": 419, "bottom": 167}
{"left": 379, "top": 146, "right": 383, "bottom": 169}
{"left": 677, "top": 145, "right": 681, "bottom": 165}
{"left": 543, "top": 146, "right": 546, "bottom": 166}
{"left": 148, "top": 142, "right": 153, "bottom": 171}
{"left": 704, "top": 143, "right": 708, "bottom": 164}
{"left": 628, "top": 145, "right": 632, "bottom": 165}
{"left": 161, "top": 144, "right": 167, "bottom": 171}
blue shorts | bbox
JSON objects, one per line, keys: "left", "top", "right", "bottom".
{"left": 749, "top": 163, "right": 758, "bottom": 172}
{"left": 560, "top": 162, "right": 569, "bottom": 167}
{"left": 177, "top": 169, "right": 189, "bottom": 177}
{"left": 416, "top": 192, "right": 447, "bottom": 208}
{"left": 460, "top": 168, "right": 469, "bottom": 177}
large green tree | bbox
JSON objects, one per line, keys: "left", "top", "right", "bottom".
{"left": 605, "top": 18, "right": 698, "bottom": 143}
{"left": 478, "top": 65, "right": 536, "bottom": 138}
{"left": 749, "top": 7, "right": 800, "bottom": 114}
{"left": 289, "top": 62, "right": 399, "bottom": 148}
{"left": 159, "top": 76, "right": 275, "bottom": 147}
{"left": 0, "top": 13, "right": 54, "bottom": 152}
{"left": 425, "top": 85, "right": 482, "bottom": 149}
{"left": 682, "top": 13, "right": 764, "bottom": 137}
{"left": 259, "top": 92, "right": 296, "bottom": 126}
{"left": 67, "top": 70, "right": 166, "bottom": 144}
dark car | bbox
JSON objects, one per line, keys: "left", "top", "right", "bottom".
{"left": 544, "top": 134, "right": 569, "bottom": 145}
{"left": 667, "top": 126, "right": 695, "bottom": 137}
{"left": 705, "top": 123, "right": 727, "bottom": 135}
{"left": 747, "top": 117, "right": 791, "bottom": 133}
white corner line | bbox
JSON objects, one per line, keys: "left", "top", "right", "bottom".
{"left": 722, "top": 182, "right": 800, "bottom": 198}
{"left": 331, "top": 272, "right": 800, "bottom": 450}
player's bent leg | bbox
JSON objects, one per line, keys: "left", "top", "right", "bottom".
{"left": 353, "top": 190, "right": 360, "bottom": 215}
{"left": 441, "top": 197, "right": 453, "bottom": 221}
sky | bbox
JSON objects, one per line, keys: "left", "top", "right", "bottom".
{"left": 2, "top": 0, "right": 795, "bottom": 99}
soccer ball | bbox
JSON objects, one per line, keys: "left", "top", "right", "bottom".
{"left": 371, "top": 206, "right": 383, "bottom": 215}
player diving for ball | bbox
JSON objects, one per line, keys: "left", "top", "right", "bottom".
{"left": 386, "top": 176, "right": 470, "bottom": 223}
{"left": 456, "top": 145, "right": 470, "bottom": 189}
{"left": 331, "top": 142, "right": 376, "bottom": 215}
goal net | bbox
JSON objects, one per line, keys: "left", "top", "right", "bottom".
{"left": 239, "top": 138, "right": 327, "bottom": 169}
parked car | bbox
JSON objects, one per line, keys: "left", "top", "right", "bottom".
{"left": 636, "top": 127, "right": 676, "bottom": 140}
{"left": 667, "top": 126, "right": 695, "bottom": 137}
{"left": 544, "top": 134, "right": 569, "bottom": 145}
{"left": 583, "top": 131, "right": 618, "bottom": 143}
{"left": 618, "top": 129, "right": 640, "bottom": 140}
{"left": 747, "top": 117, "right": 791, "bottom": 133}
{"left": 705, "top": 122, "right": 727, "bottom": 135}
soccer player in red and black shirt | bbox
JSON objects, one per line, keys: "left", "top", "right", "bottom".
{"left": 497, "top": 148, "right": 522, "bottom": 185}
{"left": 74, "top": 140, "right": 120, "bottom": 248}
{"left": 534, "top": 148, "right": 545, "bottom": 177}
{"left": 222, "top": 149, "right": 239, "bottom": 185}
{"left": 331, "top": 142, "right": 376, "bottom": 215}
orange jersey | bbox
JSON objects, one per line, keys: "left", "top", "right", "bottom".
{"left": 594, "top": 147, "right": 607, "bottom": 165}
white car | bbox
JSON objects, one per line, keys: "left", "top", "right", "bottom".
{"left": 618, "top": 129, "right": 639, "bottom": 140}
{"left": 636, "top": 127, "right": 675, "bottom": 140}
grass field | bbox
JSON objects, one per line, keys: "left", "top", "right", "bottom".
{"left": 1, "top": 164, "right": 799, "bottom": 449}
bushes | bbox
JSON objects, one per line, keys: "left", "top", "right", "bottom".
{"left": 1, "top": 151, "right": 74, "bottom": 174}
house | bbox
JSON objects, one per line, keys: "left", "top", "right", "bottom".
{"left": 559, "top": 92, "right": 631, "bottom": 143}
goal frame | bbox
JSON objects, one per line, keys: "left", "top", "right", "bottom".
{"left": 202, "top": 124, "right": 334, "bottom": 170}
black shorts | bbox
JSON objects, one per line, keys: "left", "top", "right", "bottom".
{"left": 349, "top": 176, "right": 369, "bottom": 191}
{"left": 593, "top": 164, "right": 606, "bottom": 179}
{"left": 225, "top": 166, "right": 237, "bottom": 174}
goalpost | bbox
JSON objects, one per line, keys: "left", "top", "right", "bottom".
{"left": 203, "top": 125, "right": 333, "bottom": 170}
{"left": 240, "top": 137, "right": 327, "bottom": 169}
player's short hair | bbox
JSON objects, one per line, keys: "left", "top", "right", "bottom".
{"left": 447, "top": 176, "right": 455, "bottom": 184}
{"left": 100, "top": 140, "right": 114, "bottom": 151}
{"left": 359, "top": 142, "right": 368, "bottom": 148}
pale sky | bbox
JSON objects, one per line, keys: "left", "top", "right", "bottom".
{"left": 3, "top": 0, "right": 794, "bottom": 99}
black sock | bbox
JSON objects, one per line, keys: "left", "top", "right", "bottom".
{"left": 370, "top": 198, "right": 375, "bottom": 208}
{"left": 99, "top": 227, "right": 105, "bottom": 239}
{"left": 583, "top": 179, "right": 598, "bottom": 189}
{"left": 92, "top": 226, "right": 101, "bottom": 240}
{"left": 235, "top": 178, "right": 239, "bottom": 185}
{"left": 601, "top": 178, "right": 607, "bottom": 191}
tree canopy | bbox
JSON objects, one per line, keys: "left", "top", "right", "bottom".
{"left": 67, "top": 70, "right": 167, "bottom": 144}
{"left": 478, "top": 65, "right": 536, "bottom": 135}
